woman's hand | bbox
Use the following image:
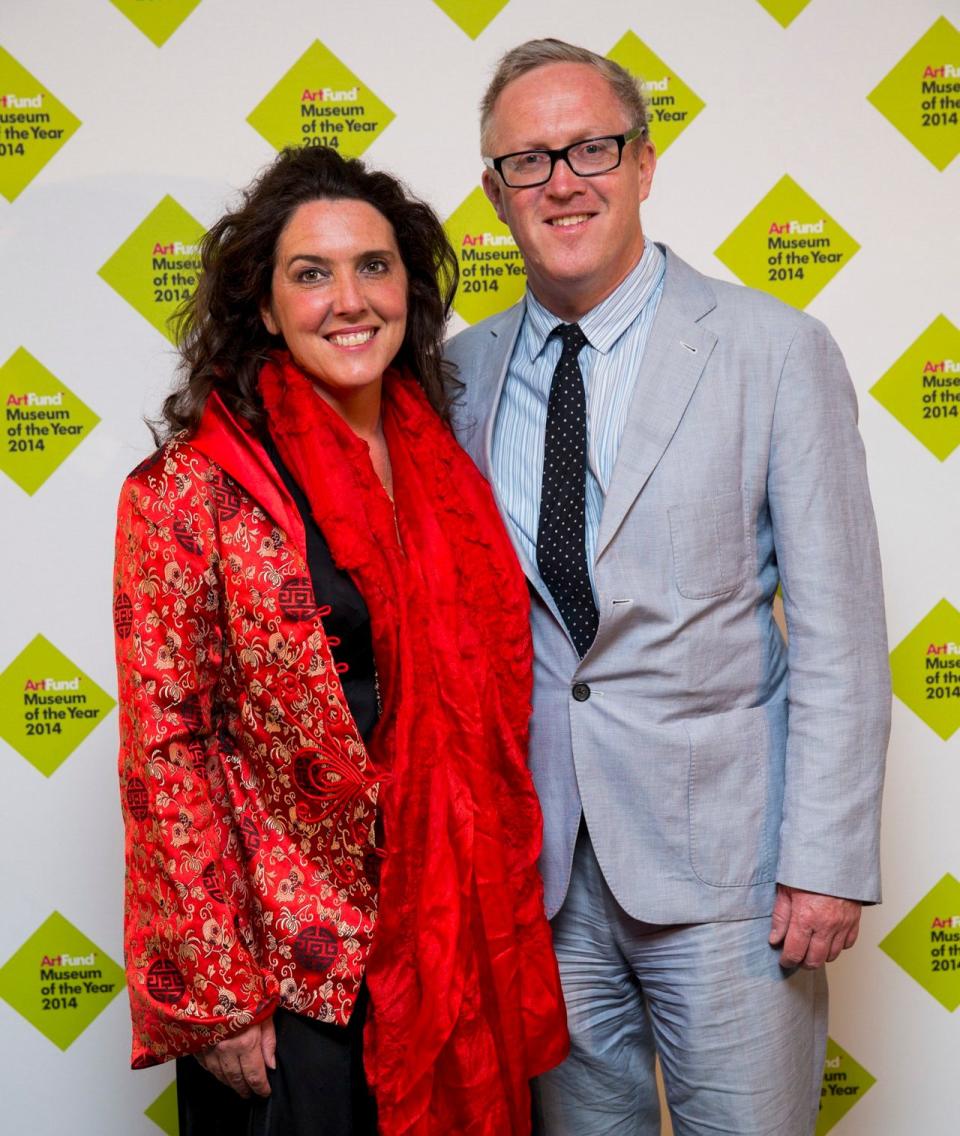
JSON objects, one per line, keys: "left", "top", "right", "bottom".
{"left": 195, "top": 1017, "right": 277, "bottom": 1098}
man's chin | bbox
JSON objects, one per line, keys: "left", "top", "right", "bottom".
{"left": 529, "top": 259, "right": 599, "bottom": 292}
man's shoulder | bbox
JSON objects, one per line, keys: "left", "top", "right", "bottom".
{"left": 444, "top": 304, "right": 523, "bottom": 442}
{"left": 664, "top": 246, "right": 823, "bottom": 342}
{"left": 445, "top": 303, "right": 523, "bottom": 368}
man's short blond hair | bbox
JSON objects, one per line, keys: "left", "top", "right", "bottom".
{"left": 479, "top": 38, "right": 649, "bottom": 154}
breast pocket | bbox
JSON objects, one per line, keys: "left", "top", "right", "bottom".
{"left": 668, "top": 490, "right": 748, "bottom": 599}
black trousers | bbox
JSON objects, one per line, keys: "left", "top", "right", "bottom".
{"left": 177, "top": 989, "right": 377, "bottom": 1136}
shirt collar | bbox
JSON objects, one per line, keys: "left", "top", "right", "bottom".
{"left": 523, "top": 240, "right": 666, "bottom": 358}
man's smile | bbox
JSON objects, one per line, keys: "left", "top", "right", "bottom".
{"left": 547, "top": 213, "right": 593, "bottom": 228}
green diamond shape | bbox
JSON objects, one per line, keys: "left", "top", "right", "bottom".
{"left": 607, "top": 31, "right": 705, "bottom": 156}
{"left": 868, "top": 17, "right": 960, "bottom": 172}
{"left": 0, "top": 912, "right": 125, "bottom": 1050}
{"left": 870, "top": 315, "right": 960, "bottom": 461}
{"left": 98, "top": 195, "right": 204, "bottom": 344}
{"left": 815, "top": 1037, "right": 876, "bottom": 1134}
{"left": 145, "top": 1081, "right": 179, "bottom": 1135}
{"left": 433, "top": 0, "right": 510, "bottom": 39}
{"left": 445, "top": 186, "right": 526, "bottom": 325}
{"left": 0, "top": 348, "right": 100, "bottom": 495}
{"left": 109, "top": 0, "right": 202, "bottom": 47}
{"left": 0, "top": 46, "right": 81, "bottom": 203}
{"left": 0, "top": 634, "right": 116, "bottom": 775}
{"left": 890, "top": 599, "right": 960, "bottom": 740}
{"left": 248, "top": 41, "right": 394, "bottom": 159}
{"left": 714, "top": 174, "right": 859, "bottom": 308}
{"left": 880, "top": 874, "right": 960, "bottom": 1011}
{"left": 755, "top": 0, "right": 812, "bottom": 28}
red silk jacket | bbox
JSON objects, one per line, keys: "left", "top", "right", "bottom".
{"left": 114, "top": 396, "right": 381, "bottom": 1068}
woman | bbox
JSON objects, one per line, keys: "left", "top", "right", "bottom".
{"left": 113, "top": 145, "right": 567, "bottom": 1136}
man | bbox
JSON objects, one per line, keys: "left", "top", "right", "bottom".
{"left": 445, "top": 38, "right": 890, "bottom": 1136}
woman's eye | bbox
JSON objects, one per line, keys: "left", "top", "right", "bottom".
{"left": 297, "top": 267, "right": 324, "bottom": 283}
{"left": 362, "top": 258, "right": 388, "bottom": 275}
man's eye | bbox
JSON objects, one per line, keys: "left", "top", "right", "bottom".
{"left": 575, "top": 140, "right": 615, "bottom": 160}
{"left": 506, "top": 152, "right": 548, "bottom": 172}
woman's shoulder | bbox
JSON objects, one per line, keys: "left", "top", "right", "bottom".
{"left": 118, "top": 433, "right": 224, "bottom": 519}
{"left": 125, "top": 432, "right": 202, "bottom": 475}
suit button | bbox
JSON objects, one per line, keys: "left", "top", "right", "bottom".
{"left": 572, "top": 683, "right": 591, "bottom": 702}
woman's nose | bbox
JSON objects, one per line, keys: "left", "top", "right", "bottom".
{"left": 331, "top": 274, "right": 366, "bottom": 315}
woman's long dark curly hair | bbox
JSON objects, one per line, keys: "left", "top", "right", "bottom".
{"left": 154, "top": 145, "right": 460, "bottom": 442}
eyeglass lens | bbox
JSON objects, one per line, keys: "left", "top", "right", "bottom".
{"left": 501, "top": 137, "right": 622, "bottom": 185}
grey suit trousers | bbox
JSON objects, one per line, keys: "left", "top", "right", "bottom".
{"left": 533, "top": 825, "right": 827, "bottom": 1136}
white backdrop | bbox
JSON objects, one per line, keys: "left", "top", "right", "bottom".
{"left": 1, "top": 1, "right": 957, "bottom": 1132}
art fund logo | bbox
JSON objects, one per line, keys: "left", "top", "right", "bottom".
{"left": 926, "top": 641, "right": 960, "bottom": 655}
{"left": 923, "top": 64, "right": 960, "bottom": 77}
{"left": 768, "top": 220, "right": 825, "bottom": 235}
{"left": 6, "top": 392, "right": 63, "bottom": 407}
{"left": 301, "top": 87, "right": 359, "bottom": 102}
{"left": 461, "top": 233, "right": 517, "bottom": 247}
{"left": 152, "top": 240, "right": 199, "bottom": 257}
{"left": 40, "top": 951, "right": 96, "bottom": 967}
{"left": 930, "top": 915, "right": 960, "bottom": 928}
{"left": 0, "top": 93, "right": 43, "bottom": 108}
{"left": 923, "top": 359, "right": 960, "bottom": 373}
{"left": 24, "top": 676, "right": 80, "bottom": 691}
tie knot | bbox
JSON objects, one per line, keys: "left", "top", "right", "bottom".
{"left": 554, "top": 322, "right": 588, "bottom": 356}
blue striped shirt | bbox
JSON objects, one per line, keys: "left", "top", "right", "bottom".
{"left": 491, "top": 241, "right": 666, "bottom": 594}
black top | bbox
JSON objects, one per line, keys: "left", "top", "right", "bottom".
{"left": 261, "top": 433, "right": 379, "bottom": 742}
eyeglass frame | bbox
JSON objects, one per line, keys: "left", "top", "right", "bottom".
{"left": 482, "top": 127, "right": 646, "bottom": 188}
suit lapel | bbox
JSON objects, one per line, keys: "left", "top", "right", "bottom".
{"left": 595, "top": 250, "right": 718, "bottom": 561}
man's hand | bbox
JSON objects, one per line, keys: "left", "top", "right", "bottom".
{"left": 769, "top": 884, "right": 862, "bottom": 969}
{"left": 195, "top": 1017, "right": 277, "bottom": 1098}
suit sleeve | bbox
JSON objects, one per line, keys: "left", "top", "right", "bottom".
{"left": 767, "top": 316, "right": 891, "bottom": 903}
{"left": 114, "top": 456, "right": 277, "bottom": 1068}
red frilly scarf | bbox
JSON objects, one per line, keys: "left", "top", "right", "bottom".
{"left": 259, "top": 354, "right": 568, "bottom": 1135}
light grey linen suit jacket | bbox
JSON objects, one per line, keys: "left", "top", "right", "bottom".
{"left": 445, "top": 246, "right": 890, "bottom": 924}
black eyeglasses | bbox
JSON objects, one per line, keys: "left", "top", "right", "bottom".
{"left": 483, "top": 128, "right": 644, "bottom": 188}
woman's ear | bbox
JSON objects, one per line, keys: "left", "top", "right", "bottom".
{"left": 260, "top": 301, "right": 279, "bottom": 336}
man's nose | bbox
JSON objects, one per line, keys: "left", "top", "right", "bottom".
{"left": 546, "top": 156, "right": 584, "bottom": 195}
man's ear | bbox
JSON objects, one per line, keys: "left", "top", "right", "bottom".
{"left": 260, "top": 301, "right": 279, "bottom": 336}
{"left": 481, "top": 168, "right": 507, "bottom": 223}
{"left": 636, "top": 139, "right": 657, "bottom": 207}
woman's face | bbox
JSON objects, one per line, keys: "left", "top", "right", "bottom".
{"left": 262, "top": 198, "right": 408, "bottom": 410}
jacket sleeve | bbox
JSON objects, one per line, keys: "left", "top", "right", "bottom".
{"left": 113, "top": 451, "right": 278, "bottom": 1068}
{"left": 767, "top": 316, "right": 891, "bottom": 903}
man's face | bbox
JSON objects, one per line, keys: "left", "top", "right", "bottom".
{"left": 482, "top": 62, "right": 656, "bottom": 321}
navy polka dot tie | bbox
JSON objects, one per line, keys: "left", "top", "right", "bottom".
{"left": 536, "top": 322, "right": 598, "bottom": 657}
